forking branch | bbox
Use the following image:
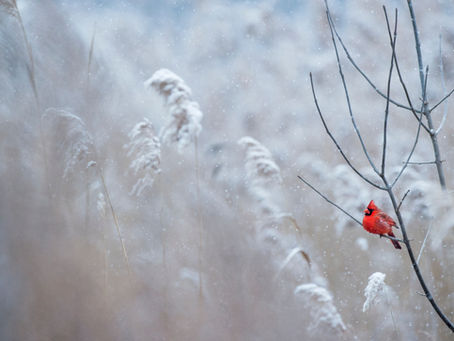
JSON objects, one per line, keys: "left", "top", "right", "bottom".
{"left": 406, "top": 0, "right": 447, "bottom": 189}
{"left": 326, "top": 0, "right": 450, "bottom": 190}
{"left": 299, "top": 1, "right": 454, "bottom": 332}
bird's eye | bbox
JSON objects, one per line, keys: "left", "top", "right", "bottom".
{"left": 365, "top": 208, "right": 373, "bottom": 216}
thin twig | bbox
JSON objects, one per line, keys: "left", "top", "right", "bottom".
{"left": 407, "top": 0, "right": 447, "bottom": 190}
{"left": 297, "top": 175, "right": 362, "bottom": 226}
{"left": 309, "top": 74, "right": 385, "bottom": 190}
{"left": 430, "top": 88, "right": 454, "bottom": 113}
{"left": 397, "top": 189, "right": 410, "bottom": 211}
{"left": 390, "top": 64, "right": 429, "bottom": 188}
{"left": 381, "top": 8, "right": 426, "bottom": 187}
{"left": 380, "top": 7, "right": 431, "bottom": 134}
{"left": 435, "top": 35, "right": 448, "bottom": 135}
{"left": 324, "top": 0, "right": 423, "bottom": 115}
{"left": 325, "top": 6, "right": 380, "bottom": 176}
{"left": 390, "top": 97, "right": 423, "bottom": 189}
{"left": 405, "top": 160, "right": 444, "bottom": 165}
{"left": 416, "top": 221, "right": 432, "bottom": 265}
{"left": 297, "top": 175, "right": 404, "bottom": 245}
{"left": 381, "top": 8, "right": 398, "bottom": 177}
{"left": 407, "top": 1, "right": 425, "bottom": 94}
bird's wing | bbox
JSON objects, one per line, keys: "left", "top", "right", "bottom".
{"left": 377, "top": 211, "right": 397, "bottom": 228}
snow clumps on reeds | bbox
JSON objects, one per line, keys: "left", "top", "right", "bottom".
{"left": 0, "top": 0, "right": 19, "bottom": 17}
{"left": 294, "top": 283, "right": 346, "bottom": 333}
{"left": 125, "top": 118, "right": 161, "bottom": 196}
{"left": 43, "top": 108, "right": 93, "bottom": 178}
{"left": 238, "top": 136, "right": 283, "bottom": 218}
{"left": 363, "top": 272, "right": 387, "bottom": 312}
{"left": 145, "top": 68, "right": 202, "bottom": 152}
{"left": 238, "top": 136, "right": 282, "bottom": 188}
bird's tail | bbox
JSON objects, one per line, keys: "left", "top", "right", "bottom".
{"left": 388, "top": 231, "right": 402, "bottom": 249}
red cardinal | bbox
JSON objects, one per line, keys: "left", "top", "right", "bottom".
{"left": 363, "top": 200, "right": 401, "bottom": 249}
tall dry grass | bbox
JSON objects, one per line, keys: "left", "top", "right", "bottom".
{"left": 0, "top": 1, "right": 453, "bottom": 340}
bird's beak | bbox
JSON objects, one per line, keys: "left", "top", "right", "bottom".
{"left": 364, "top": 209, "right": 369, "bottom": 214}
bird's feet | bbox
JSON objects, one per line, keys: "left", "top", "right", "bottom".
{"left": 379, "top": 234, "right": 405, "bottom": 243}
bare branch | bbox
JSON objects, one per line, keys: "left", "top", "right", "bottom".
{"left": 390, "top": 80, "right": 425, "bottom": 188}
{"left": 397, "top": 189, "right": 410, "bottom": 211}
{"left": 309, "top": 73, "right": 385, "bottom": 190}
{"left": 407, "top": 0, "right": 425, "bottom": 95}
{"left": 380, "top": 7, "right": 427, "bottom": 188}
{"left": 325, "top": 6, "right": 381, "bottom": 175}
{"left": 304, "top": 2, "right": 453, "bottom": 331}
{"left": 435, "top": 35, "right": 448, "bottom": 135}
{"left": 297, "top": 175, "right": 362, "bottom": 226}
{"left": 324, "top": 1, "right": 422, "bottom": 114}
{"left": 406, "top": 1, "right": 447, "bottom": 190}
{"left": 430, "top": 87, "right": 454, "bottom": 113}
{"left": 380, "top": 9, "right": 430, "bottom": 134}
{"left": 297, "top": 176, "right": 405, "bottom": 245}
{"left": 405, "top": 160, "right": 444, "bottom": 165}
{"left": 381, "top": 8, "right": 398, "bottom": 176}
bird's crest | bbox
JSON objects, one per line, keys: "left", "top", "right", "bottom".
{"left": 367, "top": 200, "right": 378, "bottom": 211}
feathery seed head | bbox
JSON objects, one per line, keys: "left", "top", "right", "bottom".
{"left": 363, "top": 272, "right": 387, "bottom": 312}
{"left": 0, "top": 0, "right": 19, "bottom": 17}
{"left": 238, "top": 136, "right": 281, "bottom": 187}
{"left": 295, "top": 283, "right": 347, "bottom": 333}
{"left": 43, "top": 108, "right": 93, "bottom": 179}
{"left": 145, "top": 68, "right": 202, "bottom": 152}
{"left": 125, "top": 118, "right": 161, "bottom": 196}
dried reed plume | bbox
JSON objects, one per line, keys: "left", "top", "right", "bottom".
{"left": 43, "top": 110, "right": 131, "bottom": 276}
{"left": 238, "top": 136, "right": 282, "bottom": 188}
{"left": 145, "top": 68, "right": 203, "bottom": 152}
{"left": 0, "top": 0, "right": 18, "bottom": 16}
{"left": 125, "top": 118, "right": 161, "bottom": 196}
{"left": 294, "top": 283, "right": 346, "bottom": 333}
{"left": 363, "top": 272, "right": 388, "bottom": 312}
{"left": 238, "top": 135, "right": 301, "bottom": 240}
{"left": 146, "top": 68, "right": 205, "bottom": 299}
{"left": 42, "top": 108, "right": 93, "bottom": 178}
{"left": 238, "top": 136, "right": 283, "bottom": 219}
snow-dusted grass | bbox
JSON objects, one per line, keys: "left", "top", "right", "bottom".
{"left": 1, "top": 1, "right": 453, "bottom": 340}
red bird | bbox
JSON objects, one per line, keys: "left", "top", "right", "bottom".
{"left": 362, "top": 200, "right": 401, "bottom": 249}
